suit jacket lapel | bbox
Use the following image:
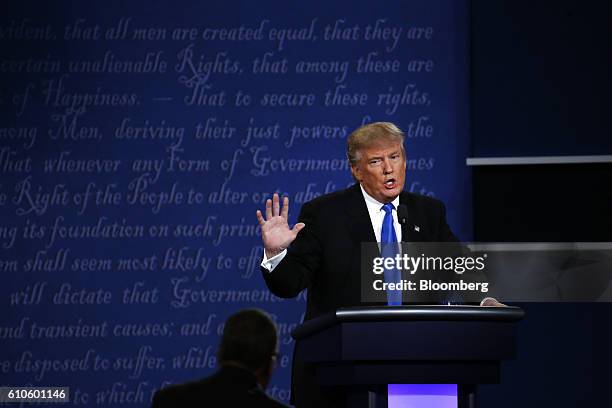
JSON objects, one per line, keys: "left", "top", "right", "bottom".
{"left": 345, "top": 184, "right": 384, "bottom": 304}
{"left": 400, "top": 192, "right": 422, "bottom": 242}
{"left": 345, "top": 184, "right": 376, "bottom": 244}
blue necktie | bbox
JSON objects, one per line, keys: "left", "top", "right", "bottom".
{"left": 381, "top": 203, "right": 402, "bottom": 305}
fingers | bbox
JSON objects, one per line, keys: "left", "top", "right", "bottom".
{"left": 292, "top": 222, "right": 306, "bottom": 236}
{"left": 256, "top": 210, "right": 265, "bottom": 226}
{"left": 281, "top": 196, "right": 289, "bottom": 219}
{"left": 262, "top": 194, "right": 288, "bottom": 221}
{"left": 265, "top": 198, "right": 273, "bottom": 220}
{"left": 272, "top": 193, "right": 280, "bottom": 216}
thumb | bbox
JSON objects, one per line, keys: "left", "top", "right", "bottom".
{"left": 292, "top": 223, "right": 306, "bottom": 236}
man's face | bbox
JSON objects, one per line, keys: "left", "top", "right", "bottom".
{"left": 350, "top": 140, "right": 406, "bottom": 203}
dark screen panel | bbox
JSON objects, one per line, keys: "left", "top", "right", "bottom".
{"left": 471, "top": 0, "right": 612, "bottom": 156}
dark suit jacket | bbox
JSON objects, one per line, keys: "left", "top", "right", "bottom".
{"left": 263, "top": 184, "right": 458, "bottom": 319}
{"left": 151, "top": 366, "right": 289, "bottom": 408}
{"left": 261, "top": 184, "right": 459, "bottom": 407}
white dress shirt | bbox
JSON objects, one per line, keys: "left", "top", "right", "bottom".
{"left": 261, "top": 185, "right": 402, "bottom": 272}
{"left": 360, "top": 185, "right": 402, "bottom": 243}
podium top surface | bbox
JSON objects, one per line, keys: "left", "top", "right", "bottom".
{"left": 292, "top": 305, "right": 524, "bottom": 340}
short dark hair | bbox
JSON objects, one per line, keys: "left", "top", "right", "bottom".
{"left": 217, "top": 309, "right": 278, "bottom": 371}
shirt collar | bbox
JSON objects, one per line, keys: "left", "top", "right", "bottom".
{"left": 359, "top": 184, "right": 400, "bottom": 213}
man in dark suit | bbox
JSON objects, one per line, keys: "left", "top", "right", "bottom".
{"left": 256, "top": 122, "right": 465, "bottom": 407}
{"left": 151, "top": 309, "right": 289, "bottom": 408}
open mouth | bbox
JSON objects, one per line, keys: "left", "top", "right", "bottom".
{"left": 384, "top": 179, "right": 396, "bottom": 189}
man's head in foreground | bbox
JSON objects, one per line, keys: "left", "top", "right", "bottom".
{"left": 217, "top": 308, "right": 278, "bottom": 389}
{"left": 348, "top": 122, "right": 407, "bottom": 204}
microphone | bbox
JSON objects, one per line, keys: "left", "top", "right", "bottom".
{"left": 397, "top": 204, "right": 408, "bottom": 225}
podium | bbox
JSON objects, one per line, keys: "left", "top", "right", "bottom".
{"left": 291, "top": 305, "right": 524, "bottom": 408}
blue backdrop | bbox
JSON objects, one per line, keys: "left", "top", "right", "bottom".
{"left": 0, "top": 1, "right": 470, "bottom": 405}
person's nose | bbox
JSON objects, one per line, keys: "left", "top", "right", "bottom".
{"left": 382, "top": 158, "right": 393, "bottom": 174}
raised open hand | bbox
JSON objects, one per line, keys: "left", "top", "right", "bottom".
{"left": 256, "top": 193, "right": 305, "bottom": 258}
